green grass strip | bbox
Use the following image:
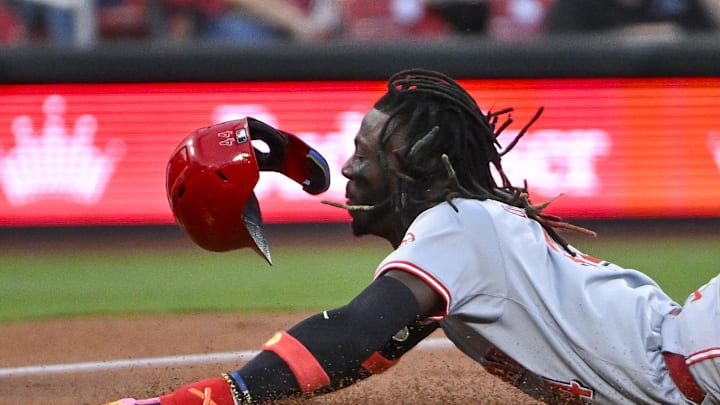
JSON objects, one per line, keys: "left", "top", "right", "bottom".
{"left": 1, "top": 235, "right": 717, "bottom": 322}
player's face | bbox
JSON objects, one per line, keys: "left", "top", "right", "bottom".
{"left": 341, "top": 108, "right": 403, "bottom": 244}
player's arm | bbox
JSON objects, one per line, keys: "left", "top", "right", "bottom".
{"left": 104, "top": 273, "right": 443, "bottom": 404}
{"left": 142, "top": 273, "right": 444, "bottom": 405}
{"left": 230, "top": 272, "right": 442, "bottom": 402}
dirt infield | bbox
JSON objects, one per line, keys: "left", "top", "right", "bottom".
{"left": 0, "top": 312, "right": 542, "bottom": 405}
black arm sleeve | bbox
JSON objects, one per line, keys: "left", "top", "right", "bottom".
{"left": 375, "top": 319, "right": 439, "bottom": 361}
{"left": 236, "top": 275, "right": 436, "bottom": 402}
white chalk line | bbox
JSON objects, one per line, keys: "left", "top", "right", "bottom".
{"left": 0, "top": 337, "right": 453, "bottom": 378}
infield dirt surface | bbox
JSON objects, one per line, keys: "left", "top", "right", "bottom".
{"left": 1, "top": 312, "right": 543, "bottom": 405}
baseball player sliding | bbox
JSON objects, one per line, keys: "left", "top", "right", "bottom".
{"left": 105, "top": 69, "right": 719, "bottom": 404}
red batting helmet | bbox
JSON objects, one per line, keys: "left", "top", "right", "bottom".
{"left": 166, "top": 117, "right": 330, "bottom": 265}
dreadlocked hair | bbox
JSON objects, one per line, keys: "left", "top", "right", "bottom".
{"left": 373, "top": 68, "right": 594, "bottom": 253}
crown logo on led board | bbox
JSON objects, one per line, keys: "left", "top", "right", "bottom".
{"left": 1, "top": 95, "right": 125, "bottom": 206}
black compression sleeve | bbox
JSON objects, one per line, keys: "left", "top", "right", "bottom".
{"left": 235, "top": 275, "right": 424, "bottom": 402}
{"left": 236, "top": 351, "right": 300, "bottom": 402}
{"left": 376, "top": 320, "right": 439, "bottom": 360}
{"left": 289, "top": 276, "right": 421, "bottom": 380}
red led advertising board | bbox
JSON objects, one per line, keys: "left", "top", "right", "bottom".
{"left": 1, "top": 78, "right": 719, "bottom": 226}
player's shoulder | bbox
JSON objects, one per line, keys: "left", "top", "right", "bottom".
{"left": 433, "top": 198, "right": 524, "bottom": 218}
{"left": 414, "top": 198, "right": 514, "bottom": 228}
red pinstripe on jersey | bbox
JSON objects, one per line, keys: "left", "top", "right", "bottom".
{"left": 376, "top": 260, "right": 452, "bottom": 316}
{"left": 501, "top": 204, "right": 527, "bottom": 218}
{"left": 542, "top": 229, "right": 605, "bottom": 266}
{"left": 686, "top": 347, "right": 720, "bottom": 367}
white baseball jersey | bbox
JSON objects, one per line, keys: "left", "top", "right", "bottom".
{"left": 663, "top": 274, "right": 720, "bottom": 404}
{"left": 374, "top": 198, "right": 705, "bottom": 404}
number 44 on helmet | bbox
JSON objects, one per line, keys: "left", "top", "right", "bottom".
{"left": 166, "top": 117, "right": 331, "bottom": 265}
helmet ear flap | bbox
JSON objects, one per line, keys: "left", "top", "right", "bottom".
{"left": 247, "top": 117, "right": 288, "bottom": 172}
{"left": 247, "top": 116, "right": 331, "bottom": 196}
